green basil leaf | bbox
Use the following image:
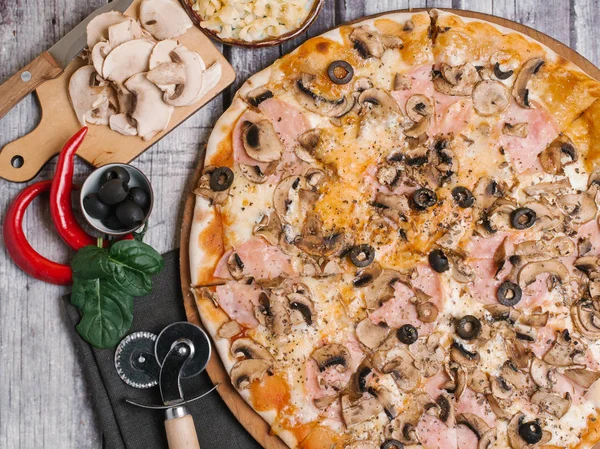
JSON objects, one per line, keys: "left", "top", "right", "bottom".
{"left": 109, "top": 240, "right": 164, "bottom": 275}
{"left": 71, "top": 277, "right": 134, "bottom": 349}
{"left": 71, "top": 245, "right": 111, "bottom": 280}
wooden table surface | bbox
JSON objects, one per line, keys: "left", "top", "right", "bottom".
{"left": 0, "top": 0, "right": 598, "bottom": 447}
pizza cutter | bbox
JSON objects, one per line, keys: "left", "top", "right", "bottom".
{"left": 115, "top": 322, "right": 218, "bottom": 449}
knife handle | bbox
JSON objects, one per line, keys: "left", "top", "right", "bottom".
{"left": 0, "top": 51, "right": 62, "bottom": 120}
{"left": 165, "top": 406, "right": 201, "bottom": 449}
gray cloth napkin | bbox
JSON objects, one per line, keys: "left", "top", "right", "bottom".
{"left": 63, "top": 250, "right": 262, "bottom": 449}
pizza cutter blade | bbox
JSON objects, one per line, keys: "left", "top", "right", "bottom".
{"left": 115, "top": 323, "right": 215, "bottom": 449}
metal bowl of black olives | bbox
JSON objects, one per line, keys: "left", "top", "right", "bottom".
{"left": 80, "top": 163, "right": 153, "bottom": 236}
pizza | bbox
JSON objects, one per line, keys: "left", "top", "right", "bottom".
{"left": 188, "top": 9, "right": 600, "bottom": 449}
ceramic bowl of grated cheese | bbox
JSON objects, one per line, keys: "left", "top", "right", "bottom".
{"left": 180, "top": 0, "right": 324, "bottom": 46}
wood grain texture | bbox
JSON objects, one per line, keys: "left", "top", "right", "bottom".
{"left": 0, "top": 1, "right": 597, "bottom": 449}
{"left": 0, "top": 51, "right": 62, "bottom": 120}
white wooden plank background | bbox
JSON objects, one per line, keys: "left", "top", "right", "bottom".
{"left": 0, "top": 0, "right": 598, "bottom": 447}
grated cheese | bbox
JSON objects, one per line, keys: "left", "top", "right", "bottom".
{"left": 190, "top": 0, "right": 312, "bottom": 42}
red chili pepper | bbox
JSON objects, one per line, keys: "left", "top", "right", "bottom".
{"left": 3, "top": 181, "right": 73, "bottom": 285}
{"left": 50, "top": 127, "right": 97, "bottom": 250}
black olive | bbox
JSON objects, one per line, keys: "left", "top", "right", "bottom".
{"left": 116, "top": 200, "right": 145, "bottom": 229}
{"left": 128, "top": 186, "right": 151, "bottom": 210}
{"left": 209, "top": 167, "right": 234, "bottom": 191}
{"left": 510, "top": 207, "right": 537, "bottom": 230}
{"left": 428, "top": 249, "right": 449, "bottom": 273}
{"left": 327, "top": 60, "right": 354, "bottom": 85}
{"left": 412, "top": 188, "right": 437, "bottom": 210}
{"left": 493, "top": 62, "right": 514, "bottom": 80}
{"left": 451, "top": 186, "right": 475, "bottom": 208}
{"left": 397, "top": 324, "right": 418, "bottom": 345}
{"left": 83, "top": 193, "right": 110, "bottom": 220}
{"left": 349, "top": 244, "right": 375, "bottom": 267}
{"left": 100, "top": 166, "right": 131, "bottom": 185}
{"left": 381, "top": 440, "right": 404, "bottom": 449}
{"left": 98, "top": 179, "right": 130, "bottom": 205}
{"left": 497, "top": 280, "right": 522, "bottom": 306}
{"left": 102, "top": 214, "right": 125, "bottom": 230}
{"left": 455, "top": 315, "right": 482, "bottom": 340}
{"left": 519, "top": 420, "right": 543, "bottom": 444}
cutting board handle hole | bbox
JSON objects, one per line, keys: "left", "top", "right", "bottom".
{"left": 11, "top": 155, "right": 24, "bottom": 169}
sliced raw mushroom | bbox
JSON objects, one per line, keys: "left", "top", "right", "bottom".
{"left": 107, "top": 17, "right": 143, "bottom": 48}
{"left": 530, "top": 391, "right": 571, "bottom": 418}
{"left": 241, "top": 120, "right": 284, "bottom": 162}
{"left": 68, "top": 65, "right": 115, "bottom": 126}
{"left": 512, "top": 57, "right": 545, "bottom": 108}
{"left": 562, "top": 368, "right": 600, "bottom": 388}
{"left": 358, "top": 88, "right": 403, "bottom": 119}
{"left": 246, "top": 85, "right": 274, "bottom": 107}
{"left": 193, "top": 165, "right": 233, "bottom": 204}
{"left": 503, "top": 122, "right": 529, "bottom": 138}
{"left": 296, "top": 231, "right": 345, "bottom": 258}
{"left": 491, "top": 375, "right": 513, "bottom": 400}
{"left": 486, "top": 393, "right": 510, "bottom": 420}
{"left": 294, "top": 73, "right": 353, "bottom": 117}
{"left": 506, "top": 337, "right": 532, "bottom": 370}
{"left": 164, "top": 46, "right": 207, "bottom": 107}
{"left": 86, "top": 11, "right": 129, "bottom": 48}
{"left": 433, "top": 63, "right": 480, "bottom": 96}
{"left": 405, "top": 94, "right": 433, "bottom": 122}
{"left": 147, "top": 62, "right": 186, "bottom": 93}
{"left": 557, "top": 187, "right": 598, "bottom": 225}
{"left": 470, "top": 369, "right": 491, "bottom": 395}
{"left": 519, "top": 310, "right": 549, "bottom": 327}
{"left": 472, "top": 80, "right": 510, "bottom": 116}
{"left": 298, "top": 128, "right": 322, "bottom": 153}
{"left": 390, "top": 358, "right": 421, "bottom": 392}
{"left": 312, "top": 343, "right": 351, "bottom": 373}
{"left": 370, "top": 385, "right": 399, "bottom": 420}
{"left": 543, "top": 330, "right": 585, "bottom": 367}
{"left": 485, "top": 304, "right": 521, "bottom": 323}
{"left": 124, "top": 72, "right": 174, "bottom": 140}
{"left": 231, "top": 338, "right": 273, "bottom": 361}
{"left": 571, "top": 300, "right": 600, "bottom": 339}
{"left": 230, "top": 358, "right": 272, "bottom": 390}
{"left": 443, "top": 362, "right": 467, "bottom": 399}
{"left": 239, "top": 162, "right": 277, "bottom": 184}
{"left": 102, "top": 39, "right": 155, "bottom": 85}
{"left": 517, "top": 259, "right": 569, "bottom": 287}
{"left": 403, "top": 115, "right": 431, "bottom": 138}
{"left": 450, "top": 341, "right": 480, "bottom": 368}
{"left": 539, "top": 134, "right": 578, "bottom": 175}
{"left": 354, "top": 265, "right": 400, "bottom": 309}
{"left": 259, "top": 291, "right": 290, "bottom": 335}
{"left": 253, "top": 212, "right": 281, "bottom": 246}
{"left": 218, "top": 320, "right": 242, "bottom": 339}
{"left": 109, "top": 113, "right": 137, "bottom": 136}
{"left": 149, "top": 38, "right": 180, "bottom": 68}
{"left": 500, "top": 360, "right": 528, "bottom": 389}
{"left": 139, "top": 0, "right": 193, "bottom": 40}
{"left": 91, "top": 41, "right": 111, "bottom": 76}
{"left": 355, "top": 318, "right": 390, "bottom": 350}
{"left": 341, "top": 394, "right": 384, "bottom": 427}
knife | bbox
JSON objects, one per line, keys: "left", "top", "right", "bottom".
{"left": 0, "top": 0, "right": 134, "bottom": 120}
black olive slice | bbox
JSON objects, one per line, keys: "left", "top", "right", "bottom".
{"left": 381, "top": 439, "right": 404, "bottom": 449}
{"left": 429, "top": 249, "right": 450, "bottom": 273}
{"left": 209, "top": 167, "right": 234, "bottom": 191}
{"left": 493, "top": 62, "right": 514, "bottom": 80}
{"left": 349, "top": 244, "right": 375, "bottom": 267}
{"left": 519, "top": 420, "right": 543, "bottom": 444}
{"left": 497, "top": 280, "right": 522, "bottom": 306}
{"left": 510, "top": 207, "right": 537, "bottom": 230}
{"left": 412, "top": 188, "right": 437, "bottom": 210}
{"left": 327, "top": 60, "right": 354, "bottom": 85}
{"left": 397, "top": 324, "right": 418, "bottom": 345}
{"left": 451, "top": 186, "right": 475, "bottom": 208}
{"left": 455, "top": 315, "right": 482, "bottom": 340}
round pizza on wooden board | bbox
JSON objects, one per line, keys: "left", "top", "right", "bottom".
{"left": 182, "top": 8, "right": 600, "bottom": 449}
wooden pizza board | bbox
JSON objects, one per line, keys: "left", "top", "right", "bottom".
{"left": 0, "top": 0, "right": 235, "bottom": 183}
{"left": 179, "top": 9, "right": 600, "bottom": 449}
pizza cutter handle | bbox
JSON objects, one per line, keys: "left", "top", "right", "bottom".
{"left": 165, "top": 406, "right": 201, "bottom": 449}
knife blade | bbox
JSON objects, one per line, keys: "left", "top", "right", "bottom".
{"left": 0, "top": 0, "right": 134, "bottom": 120}
{"left": 48, "top": 0, "right": 134, "bottom": 68}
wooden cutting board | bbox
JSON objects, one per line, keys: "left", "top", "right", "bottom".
{"left": 0, "top": 0, "right": 235, "bottom": 183}
{"left": 179, "top": 9, "right": 600, "bottom": 449}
